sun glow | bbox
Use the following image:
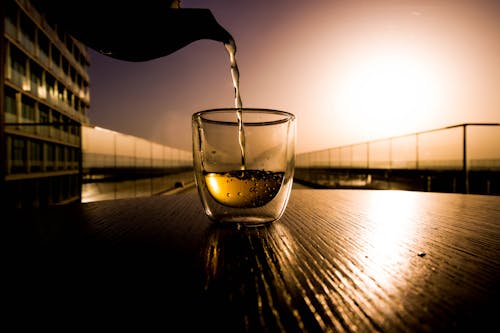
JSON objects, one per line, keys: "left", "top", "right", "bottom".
{"left": 335, "top": 50, "right": 445, "bottom": 141}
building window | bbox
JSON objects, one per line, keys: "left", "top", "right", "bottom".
{"left": 11, "top": 137, "right": 27, "bottom": 173}
{"left": 46, "top": 143, "right": 55, "bottom": 170}
{"left": 51, "top": 47, "right": 60, "bottom": 69}
{"left": 30, "top": 140, "right": 43, "bottom": 172}
{"left": 5, "top": 88, "right": 17, "bottom": 116}
{"left": 20, "top": 12, "right": 36, "bottom": 53}
{"left": 39, "top": 105, "right": 50, "bottom": 137}
{"left": 21, "top": 96, "right": 36, "bottom": 121}
{"left": 56, "top": 145, "right": 64, "bottom": 168}
{"left": 38, "top": 32, "right": 50, "bottom": 63}
{"left": 11, "top": 49, "right": 26, "bottom": 87}
{"left": 4, "top": 1, "right": 17, "bottom": 38}
{"left": 39, "top": 105, "right": 49, "bottom": 122}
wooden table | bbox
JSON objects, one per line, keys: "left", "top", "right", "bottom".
{"left": 5, "top": 189, "right": 500, "bottom": 332}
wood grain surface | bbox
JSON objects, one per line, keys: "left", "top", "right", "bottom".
{"left": 5, "top": 190, "right": 500, "bottom": 332}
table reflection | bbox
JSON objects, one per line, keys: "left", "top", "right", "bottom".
{"left": 201, "top": 222, "right": 300, "bottom": 331}
{"left": 363, "top": 191, "right": 421, "bottom": 291}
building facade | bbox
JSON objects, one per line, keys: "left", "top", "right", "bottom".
{"left": 1, "top": 0, "right": 90, "bottom": 208}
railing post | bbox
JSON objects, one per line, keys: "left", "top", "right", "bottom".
{"left": 350, "top": 145, "right": 353, "bottom": 168}
{"left": 113, "top": 132, "right": 117, "bottom": 169}
{"left": 463, "top": 124, "right": 469, "bottom": 194}
{"left": 416, "top": 133, "right": 419, "bottom": 170}
{"left": 366, "top": 142, "right": 370, "bottom": 169}
{"left": 389, "top": 138, "right": 393, "bottom": 169}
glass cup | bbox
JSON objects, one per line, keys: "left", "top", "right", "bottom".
{"left": 192, "top": 108, "right": 296, "bottom": 226}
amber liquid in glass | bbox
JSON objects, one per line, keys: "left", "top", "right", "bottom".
{"left": 204, "top": 170, "right": 284, "bottom": 208}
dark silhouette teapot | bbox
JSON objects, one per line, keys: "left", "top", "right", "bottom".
{"left": 32, "top": 0, "right": 234, "bottom": 62}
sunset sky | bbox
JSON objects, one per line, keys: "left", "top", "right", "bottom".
{"left": 87, "top": 0, "right": 500, "bottom": 154}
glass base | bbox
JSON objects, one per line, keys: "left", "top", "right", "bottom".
{"left": 205, "top": 212, "right": 280, "bottom": 227}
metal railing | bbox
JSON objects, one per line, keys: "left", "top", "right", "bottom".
{"left": 295, "top": 123, "right": 500, "bottom": 194}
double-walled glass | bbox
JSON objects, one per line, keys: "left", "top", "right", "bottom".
{"left": 192, "top": 108, "right": 295, "bottom": 226}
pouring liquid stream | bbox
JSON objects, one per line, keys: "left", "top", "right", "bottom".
{"left": 224, "top": 39, "right": 245, "bottom": 170}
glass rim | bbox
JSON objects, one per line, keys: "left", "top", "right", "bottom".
{"left": 192, "top": 108, "right": 295, "bottom": 126}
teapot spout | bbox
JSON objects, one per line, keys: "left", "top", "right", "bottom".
{"left": 99, "top": 8, "right": 235, "bottom": 62}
